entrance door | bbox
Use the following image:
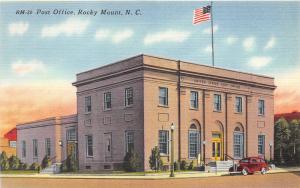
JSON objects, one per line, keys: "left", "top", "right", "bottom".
{"left": 67, "top": 142, "right": 77, "bottom": 159}
{"left": 104, "top": 133, "right": 112, "bottom": 161}
{"left": 212, "top": 133, "right": 222, "bottom": 161}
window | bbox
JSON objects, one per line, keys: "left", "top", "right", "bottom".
{"left": 84, "top": 119, "right": 92, "bottom": 126}
{"left": 125, "top": 131, "right": 134, "bottom": 153}
{"left": 189, "top": 126, "right": 200, "bottom": 158}
{"left": 86, "top": 135, "right": 93, "bottom": 157}
{"left": 258, "top": 135, "right": 265, "bottom": 155}
{"left": 125, "top": 88, "right": 133, "bottom": 106}
{"left": 190, "top": 91, "right": 199, "bottom": 109}
{"left": 67, "top": 128, "right": 76, "bottom": 141}
{"left": 235, "top": 97, "right": 242, "bottom": 113}
{"left": 159, "top": 87, "right": 168, "bottom": 106}
{"left": 9, "top": 141, "right": 16, "bottom": 148}
{"left": 159, "top": 131, "right": 169, "bottom": 155}
{"left": 233, "top": 133, "right": 244, "bottom": 158}
{"left": 45, "top": 138, "right": 51, "bottom": 156}
{"left": 22, "top": 141, "right": 26, "bottom": 158}
{"left": 214, "top": 94, "right": 221, "bottom": 111}
{"left": 258, "top": 99, "right": 265, "bottom": 115}
{"left": 33, "top": 139, "right": 38, "bottom": 158}
{"left": 104, "top": 92, "right": 112, "bottom": 110}
{"left": 85, "top": 96, "right": 92, "bottom": 113}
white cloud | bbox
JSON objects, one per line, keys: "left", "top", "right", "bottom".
{"left": 248, "top": 56, "right": 272, "bottom": 69}
{"left": 226, "top": 36, "right": 238, "bottom": 45}
{"left": 112, "top": 29, "right": 133, "bottom": 43}
{"left": 11, "top": 59, "right": 45, "bottom": 76}
{"left": 144, "top": 30, "right": 190, "bottom": 45}
{"left": 243, "top": 37, "right": 255, "bottom": 51}
{"left": 41, "top": 18, "right": 89, "bottom": 37}
{"left": 202, "top": 25, "right": 218, "bottom": 34}
{"left": 95, "top": 29, "right": 110, "bottom": 41}
{"left": 264, "top": 37, "right": 276, "bottom": 50}
{"left": 8, "top": 22, "right": 29, "bottom": 36}
{"left": 203, "top": 45, "right": 212, "bottom": 53}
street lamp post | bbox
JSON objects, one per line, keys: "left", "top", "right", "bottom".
{"left": 170, "top": 123, "right": 175, "bottom": 177}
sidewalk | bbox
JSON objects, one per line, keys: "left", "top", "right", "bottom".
{"left": 1, "top": 167, "right": 299, "bottom": 180}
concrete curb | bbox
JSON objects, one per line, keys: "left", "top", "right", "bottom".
{"left": 1, "top": 168, "right": 299, "bottom": 180}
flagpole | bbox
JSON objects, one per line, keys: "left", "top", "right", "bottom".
{"left": 210, "top": 1, "right": 215, "bottom": 67}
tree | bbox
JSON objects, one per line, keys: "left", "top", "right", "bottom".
{"left": 8, "top": 155, "right": 20, "bottom": 170}
{"left": 289, "top": 120, "right": 300, "bottom": 163}
{"left": 149, "top": 146, "right": 163, "bottom": 171}
{"left": 274, "top": 117, "right": 291, "bottom": 164}
{"left": 0, "top": 151, "right": 9, "bottom": 170}
{"left": 123, "top": 150, "right": 140, "bottom": 172}
{"left": 60, "top": 154, "right": 78, "bottom": 172}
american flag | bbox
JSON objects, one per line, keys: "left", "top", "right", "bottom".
{"left": 193, "top": 5, "right": 211, "bottom": 25}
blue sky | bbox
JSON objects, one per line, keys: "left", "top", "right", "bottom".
{"left": 0, "top": 1, "right": 299, "bottom": 134}
{"left": 1, "top": 1, "right": 299, "bottom": 83}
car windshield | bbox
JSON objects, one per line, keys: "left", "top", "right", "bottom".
{"left": 240, "top": 159, "right": 249, "bottom": 163}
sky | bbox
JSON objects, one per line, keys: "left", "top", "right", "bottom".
{"left": 0, "top": 1, "right": 299, "bottom": 135}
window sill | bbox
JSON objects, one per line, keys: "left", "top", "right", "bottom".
{"left": 234, "top": 112, "right": 243, "bottom": 114}
{"left": 84, "top": 112, "right": 91, "bottom": 115}
{"left": 190, "top": 108, "right": 199, "bottom": 111}
{"left": 124, "top": 105, "right": 133, "bottom": 109}
{"left": 86, "top": 156, "right": 93, "bottom": 158}
{"left": 258, "top": 114, "right": 265, "bottom": 117}
{"left": 213, "top": 110, "right": 222, "bottom": 113}
{"left": 103, "top": 109, "right": 112, "bottom": 112}
{"left": 158, "top": 105, "right": 169, "bottom": 108}
{"left": 159, "top": 153, "right": 169, "bottom": 157}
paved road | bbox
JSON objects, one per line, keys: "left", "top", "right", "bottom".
{"left": 1, "top": 172, "right": 300, "bottom": 188}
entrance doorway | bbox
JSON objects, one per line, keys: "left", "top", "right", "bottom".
{"left": 212, "top": 132, "right": 222, "bottom": 161}
{"left": 67, "top": 142, "right": 77, "bottom": 159}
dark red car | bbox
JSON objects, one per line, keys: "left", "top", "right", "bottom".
{"left": 231, "top": 157, "right": 269, "bottom": 175}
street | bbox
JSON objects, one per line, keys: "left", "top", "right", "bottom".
{"left": 1, "top": 172, "right": 300, "bottom": 188}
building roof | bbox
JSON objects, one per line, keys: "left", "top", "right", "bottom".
{"left": 4, "top": 128, "right": 17, "bottom": 141}
{"left": 274, "top": 111, "right": 300, "bottom": 122}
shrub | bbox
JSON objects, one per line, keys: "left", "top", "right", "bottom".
{"left": 149, "top": 146, "right": 163, "bottom": 171}
{"left": 41, "top": 155, "right": 51, "bottom": 169}
{"left": 61, "top": 155, "right": 78, "bottom": 172}
{"left": 30, "top": 162, "right": 40, "bottom": 171}
{"left": 123, "top": 150, "right": 140, "bottom": 172}
{"left": 173, "top": 161, "right": 179, "bottom": 171}
{"left": 0, "top": 151, "right": 9, "bottom": 170}
{"left": 19, "top": 163, "right": 28, "bottom": 170}
{"left": 188, "top": 161, "right": 194, "bottom": 170}
{"left": 180, "top": 160, "right": 187, "bottom": 171}
{"left": 8, "top": 155, "right": 20, "bottom": 170}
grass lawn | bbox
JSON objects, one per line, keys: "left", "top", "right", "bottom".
{"left": 60, "top": 170, "right": 199, "bottom": 175}
{"left": 0, "top": 170, "right": 38, "bottom": 174}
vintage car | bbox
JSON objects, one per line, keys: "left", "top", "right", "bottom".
{"left": 230, "top": 157, "right": 269, "bottom": 175}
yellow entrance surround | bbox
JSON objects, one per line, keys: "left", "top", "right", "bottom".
{"left": 212, "top": 132, "right": 223, "bottom": 161}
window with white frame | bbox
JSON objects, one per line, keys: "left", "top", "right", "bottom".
{"left": 258, "top": 135, "right": 265, "bottom": 155}
{"left": 104, "top": 92, "right": 112, "bottom": 110}
{"left": 86, "top": 135, "right": 93, "bottom": 157}
{"left": 188, "top": 125, "right": 200, "bottom": 158}
{"left": 45, "top": 138, "right": 51, "bottom": 156}
{"left": 33, "top": 139, "right": 38, "bottom": 158}
{"left": 9, "top": 141, "right": 16, "bottom": 148}
{"left": 190, "top": 91, "right": 199, "bottom": 109}
{"left": 235, "top": 97, "right": 243, "bottom": 113}
{"left": 125, "top": 88, "right": 133, "bottom": 106}
{"left": 159, "top": 87, "right": 168, "bottom": 106}
{"left": 214, "top": 94, "right": 222, "bottom": 111}
{"left": 67, "top": 128, "right": 76, "bottom": 141}
{"left": 258, "top": 99, "right": 265, "bottom": 115}
{"left": 233, "top": 131, "right": 244, "bottom": 158}
{"left": 125, "top": 131, "right": 134, "bottom": 153}
{"left": 85, "top": 96, "right": 92, "bottom": 113}
{"left": 159, "top": 130, "right": 169, "bottom": 155}
{"left": 22, "top": 140, "right": 26, "bottom": 158}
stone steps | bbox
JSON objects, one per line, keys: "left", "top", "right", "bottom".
{"left": 40, "top": 163, "right": 61, "bottom": 174}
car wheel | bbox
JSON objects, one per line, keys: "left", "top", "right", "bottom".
{"left": 242, "top": 168, "right": 248, "bottom": 176}
{"left": 261, "top": 167, "right": 266, "bottom": 175}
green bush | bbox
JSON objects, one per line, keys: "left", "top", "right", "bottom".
{"left": 41, "top": 155, "right": 51, "bottom": 169}
{"left": 173, "top": 161, "right": 179, "bottom": 171}
{"left": 123, "top": 150, "right": 140, "bottom": 172}
{"left": 61, "top": 155, "right": 78, "bottom": 172}
{"left": 8, "top": 155, "right": 20, "bottom": 170}
{"left": 30, "top": 162, "right": 40, "bottom": 171}
{"left": 0, "top": 151, "right": 9, "bottom": 170}
{"left": 149, "top": 146, "right": 163, "bottom": 171}
{"left": 180, "top": 160, "right": 187, "bottom": 170}
{"left": 19, "top": 163, "right": 28, "bottom": 170}
{"left": 188, "top": 161, "right": 194, "bottom": 170}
